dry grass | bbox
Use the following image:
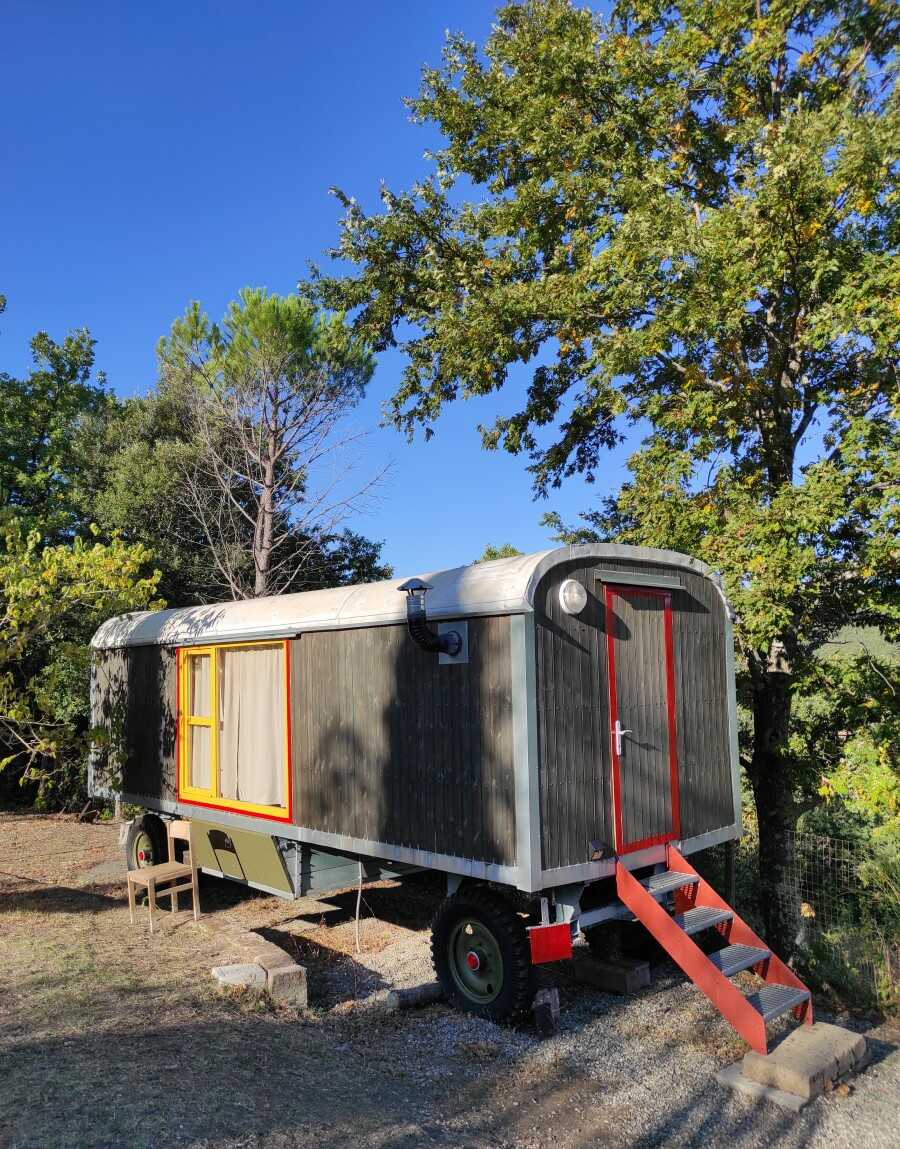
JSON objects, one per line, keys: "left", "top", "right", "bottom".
{"left": 0, "top": 813, "right": 445, "bottom": 1149}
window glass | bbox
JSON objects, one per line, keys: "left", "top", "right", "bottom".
{"left": 189, "top": 654, "right": 211, "bottom": 717}
{"left": 189, "top": 725, "right": 212, "bottom": 791}
{"left": 217, "top": 644, "right": 286, "bottom": 808}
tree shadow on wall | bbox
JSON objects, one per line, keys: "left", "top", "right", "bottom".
{"left": 375, "top": 610, "right": 517, "bottom": 877}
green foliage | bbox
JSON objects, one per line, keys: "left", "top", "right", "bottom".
{"left": 315, "top": 0, "right": 898, "bottom": 677}
{"left": 0, "top": 290, "right": 389, "bottom": 810}
{"left": 313, "top": 0, "right": 898, "bottom": 488}
{"left": 74, "top": 292, "right": 389, "bottom": 604}
{"left": 156, "top": 288, "right": 379, "bottom": 599}
{"left": 158, "top": 289, "right": 374, "bottom": 409}
{"left": 314, "top": 529, "right": 393, "bottom": 587}
{"left": 313, "top": 0, "right": 898, "bottom": 952}
{"left": 798, "top": 651, "right": 900, "bottom": 845}
{"left": 72, "top": 385, "right": 225, "bottom": 605}
{"left": 0, "top": 522, "right": 161, "bottom": 806}
{"left": 0, "top": 329, "right": 113, "bottom": 541}
{"left": 475, "top": 543, "right": 523, "bottom": 562}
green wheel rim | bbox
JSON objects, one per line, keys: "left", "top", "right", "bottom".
{"left": 133, "top": 830, "right": 156, "bottom": 868}
{"left": 448, "top": 918, "right": 505, "bottom": 1004}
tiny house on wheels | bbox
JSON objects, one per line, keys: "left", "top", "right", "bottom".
{"left": 91, "top": 545, "right": 811, "bottom": 1053}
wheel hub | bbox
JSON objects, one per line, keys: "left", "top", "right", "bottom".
{"left": 133, "top": 831, "right": 155, "bottom": 868}
{"left": 448, "top": 919, "right": 504, "bottom": 1004}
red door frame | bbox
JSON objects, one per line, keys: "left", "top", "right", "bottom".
{"left": 604, "top": 585, "right": 681, "bottom": 855}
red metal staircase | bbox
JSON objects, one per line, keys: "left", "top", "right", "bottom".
{"left": 616, "top": 844, "right": 812, "bottom": 1055}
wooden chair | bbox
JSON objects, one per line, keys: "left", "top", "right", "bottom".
{"left": 126, "top": 819, "right": 200, "bottom": 934}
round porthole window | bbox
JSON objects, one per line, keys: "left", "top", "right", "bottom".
{"left": 559, "top": 578, "right": 588, "bottom": 615}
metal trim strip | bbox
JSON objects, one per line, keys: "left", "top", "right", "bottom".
{"left": 722, "top": 609, "right": 744, "bottom": 833}
{"left": 539, "top": 842, "right": 669, "bottom": 888}
{"left": 127, "top": 794, "right": 523, "bottom": 887}
{"left": 679, "top": 822, "right": 742, "bottom": 853}
{"left": 594, "top": 571, "right": 683, "bottom": 590}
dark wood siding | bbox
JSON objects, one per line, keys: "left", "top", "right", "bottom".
{"left": 294, "top": 617, "right": 516, "bottom": 867}
{"left": 91, "top": 645, "right": 178, "bottom": 802}
{"left": 534, "top": 558, "right": 734, "bottom": 871}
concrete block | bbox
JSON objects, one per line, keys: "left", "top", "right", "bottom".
{"left": 231, "top": 931, "right": 271, "bottom": 953}
{"left": 257, "top": 947, "right": 298, "bottom": 972}
{"left": 532, "top": 987, "right": 561, "bottom": 1038}
{"left": 716, "top": 1063, "right": 809, "bottom": 1112}
{"left": 211, "top": 963, "right": 266, "bottom": 992}
{"left": 572, "top": 953, "right": 650, "bottom": 994}
{"left": 385, "top": 981, "right": 443, "bottom": 1011}
{"left": 265, "top": 961, "right": 308, "bottom": 1007}
{"left": 743, "top": 1023, "right": 867, "bottom": 1100}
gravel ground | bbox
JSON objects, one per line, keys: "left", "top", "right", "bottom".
{"left": 220, "top": 860, "right": 900, "bottom": 1149}
{"left": 320, "top": 929, "right": 900, "bottom": 1149}
{"left": 2, "top": 813, "right": 898, "bottom": 1149}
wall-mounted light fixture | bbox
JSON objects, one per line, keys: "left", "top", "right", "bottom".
{"left": 559, "top": 578, "right": 588, "bottom": 615}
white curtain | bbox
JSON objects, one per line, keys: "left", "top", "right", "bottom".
{"left": 189, "top": 725, "right": 211, "bottom": 791}
{"left": 189, "top": 653, "right": 211, "bottom": 716}
{"left": 218, "top": 645, "right": 286, "bottom": 807}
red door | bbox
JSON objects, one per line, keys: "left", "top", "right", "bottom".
{"left": 604, "top": 585, "right": 681, "bottom": 855}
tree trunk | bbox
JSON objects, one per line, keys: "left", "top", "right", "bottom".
{"left": 254, "top": 438, "right": 276, "bottom": 598}
{"left": 749, "top": 672, "right": 799, "bottom": 958}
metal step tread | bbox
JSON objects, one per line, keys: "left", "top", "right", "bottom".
{"left": 745, "top": 983, "right": 811, "bottom": 1023}
{"left": 642, "top": 870, "right": 699, "bottom": 898}
{"left": 708, "top": 943, "right": 771, "bottom": 977}
{"left": 672, "top": 905, "right": 733, "bottom": 935}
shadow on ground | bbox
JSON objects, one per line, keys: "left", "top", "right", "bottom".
{"left": 0, "top": 1001, "right": 842, "bottom": 1149}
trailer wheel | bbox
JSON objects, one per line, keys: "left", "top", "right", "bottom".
{"left": 125, "top": 814, "right": 166, "bottom": 871}
{"left": 431, "top": 888, "right": 534, "bottom": 1021}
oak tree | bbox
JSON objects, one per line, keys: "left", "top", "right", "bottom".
{"left": 314, "top": 0, "right": 899, "bottom": 951}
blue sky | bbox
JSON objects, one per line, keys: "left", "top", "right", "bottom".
{"left": 1, "top": 1, "right": 637, "bottom": 576}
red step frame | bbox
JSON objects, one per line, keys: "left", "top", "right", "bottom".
{"left": 616, "top": 844, "right": 812, "bottom": 1054}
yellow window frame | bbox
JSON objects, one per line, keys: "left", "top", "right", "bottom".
{"left": 177, "top": 639, "right": 292, "bottom": 822}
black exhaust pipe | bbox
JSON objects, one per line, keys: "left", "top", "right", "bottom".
{"left": 397, "top": 579, "right": 462, "bottom": 657}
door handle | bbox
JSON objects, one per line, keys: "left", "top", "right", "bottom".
{"left": 613, "top": 720, "right": 632, "bottom": 756}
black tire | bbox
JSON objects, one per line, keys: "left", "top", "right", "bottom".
{"left": 125, "top": 813, "right": 166, "bottom": 871}
{"left": 431, "top": 887, "right": 535, "bottom": 1022}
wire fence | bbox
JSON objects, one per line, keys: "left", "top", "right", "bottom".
{"left": 703, "top": 828, "right": 900, "bottom": 1009}
{"left": 782, "top": 830, "right": 871, "bottom": 931}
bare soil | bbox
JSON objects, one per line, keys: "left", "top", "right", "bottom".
{"left": 1, "top": 813, "right": 897, "bottom": 1149}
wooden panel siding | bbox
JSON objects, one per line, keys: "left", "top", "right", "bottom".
{"left": 534, "top": 558, "right": 734, "bottom": 871}
{"left": 92, "top": 645, "right": 178, "bottom": 802}
{"left": 294, "top": 617, "right": 516, "bottom": 867}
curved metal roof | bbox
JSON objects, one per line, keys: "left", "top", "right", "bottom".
{"left": 91, "top": 544, "right": 718, "bottom": 650}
